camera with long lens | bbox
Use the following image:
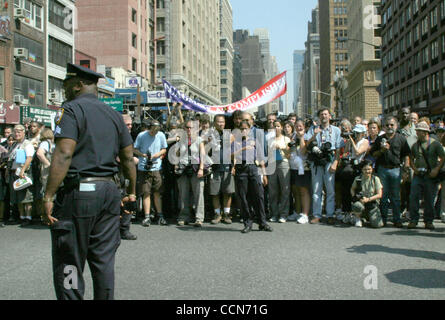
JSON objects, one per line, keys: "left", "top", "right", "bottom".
{"left": 341, "top": 132, "right": 354, "bottom": 139}
{"left": 352, "top": 178, "right": 365, "bottom": 202}
{"left": 144, "top": 151, "right": 154, "bottom": 171}
{"left": 307, "top": 140, "right": 334, "bottom": 166}
{"left": 288, "top": 139, "right": 300, "bottom": 148}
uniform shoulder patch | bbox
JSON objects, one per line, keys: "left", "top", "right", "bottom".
{"left": 55, "top": 108, "right": 65, "bottom": 125}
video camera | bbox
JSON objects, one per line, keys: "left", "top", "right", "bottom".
{"left": 341, "top": 132, "right": 354, "bottom": 139}
{"left": 307, "top": 140, "right": 334, "bottom": 167}
{"left": 144, "top": 151, "right": 154, "bottom": 171}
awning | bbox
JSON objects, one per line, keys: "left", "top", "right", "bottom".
{"left": 430, "top": 100, "right": 445, "bottom": 115}
{"left": 0, "top": 102, "right": 20, "bottom": 124}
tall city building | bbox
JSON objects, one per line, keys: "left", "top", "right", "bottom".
{"left": 11, "top": 0, "right": 47, "bottom": 108}
{"left": 381, "top": 0, "right": 445, "bottom": 117}
{"left": 232, "top": 50, "right": 242, "bottom": 102}
{"left": 346, "top": 0, "right": 382, "bottom": 120}
{"left": 47, "top": 0, "right": 76, "bottom": 106}
{"left": 301, "top": 6, "right": 320, "bottom": 117}
{"left": 75, "top": 0, "right": 155, "bottom": 88}
{"left": 269, "top": 55, "right": 279, "bottom": 114}
{"left": 220, "top": 0, "right": 233, "bottom": 104}
{"left": 156, "top": 0, "right": 220, "bottom": 105}
{"left": 233, "top": 29, "right": 265, "bottom": 116}
{"left": 293, "top": 49, "right": 305, "bottom": 112}
{"left": 319, "top": 0, "right": 349, "bottom": 116}
{"left": 254, "top": 28, "right": 271, "bottom": 80}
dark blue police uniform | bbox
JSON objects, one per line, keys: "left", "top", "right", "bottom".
{"left": 50, "top": 64, "right": 133, "bottom": 300}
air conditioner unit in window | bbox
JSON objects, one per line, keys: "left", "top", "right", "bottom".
{"left": 49, "top": 92, "right": 58, "bottom": 101}
{"left": 14, "top": 48, "right": 29, "bottom": 60}
{"left": 14, "top": 94, "right": 24, "bottom": 103}
{"left": 14, "top": 8, "right": 26, "bottom": 19}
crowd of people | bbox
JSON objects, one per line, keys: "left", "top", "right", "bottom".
{"left": 1, "top": 104, "right": 445, "bottom": 235}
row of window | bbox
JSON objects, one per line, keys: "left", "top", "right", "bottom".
{"left": 384, "top": 69, "right": 445, "bottom": 109}
{"left": 383, "top": 34, "right": 445, "bottom": 78}
{"left": 14, "top": 0, "right": 43, "bottom": 31}
{"left": 382, "top": 2, "right": 442, "bottom": 47}
{"left": 48, "top": 0, "right": 72, "bottom": 33}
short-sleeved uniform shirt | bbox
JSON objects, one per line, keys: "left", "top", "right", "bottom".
{"left": 134, "top": 131, "right": 167, "bottom": 172}
{"left": 54, "top": 93, "right": 133, "bottom": 177}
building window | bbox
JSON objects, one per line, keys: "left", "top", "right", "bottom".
{"left": 14, "top": 0, "right": 43, "bottom": 31}
{"left": 48, "top": 36, "right": 73, "bottom": 67}
{"left": 132, "top": 33, "right": 137, "bottom": 48}
{"left": 14, "top": 33, "right": 44, "bottom": 67}
{"left": 48, "top": 76, "right": 65, "bottom": 102}
{"left": 132, "top": 58, "right": 137, "bottom": 72}
{"left": 131, "top": 8, "right": 137, "bottom": 23}
{"left": 48, "top": 0, "right": 72, "bottom": 33}
{"left": 13, "top": 74, "right": 43, "bottom": 107}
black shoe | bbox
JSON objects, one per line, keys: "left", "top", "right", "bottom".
{"left": 20, "top": 220, "right": 31, "bottom": 227}
{"left": 158, "top": 217, "right": 168, "bottom": 226}
{"left": 393, "top": 221, "right": 404, "bottom": 228}
{"left": 259, "top": 224, "right": 273, "bottom": 232}
{"left": 121, "top": 232, "right": 137, "bottom": 240}
{"left": 241, "top": 225, "right": 252, "bottom": 234}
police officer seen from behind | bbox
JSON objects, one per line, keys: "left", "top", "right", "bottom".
{"left": 232, "top": 116, "right": 272, "bottom": 233}
{"left": 42, "top": 63, "right": 137, "bottom": 300}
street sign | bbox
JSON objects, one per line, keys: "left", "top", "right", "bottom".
{"left": 21, "top": 106, "right": 58, "bottom": 129}
{"left": 100, "top": 98, "right": 124, "bottom": 112}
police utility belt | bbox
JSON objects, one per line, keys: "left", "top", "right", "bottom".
{"left": 61, "top": 173, "right": 119, "bottom": 193}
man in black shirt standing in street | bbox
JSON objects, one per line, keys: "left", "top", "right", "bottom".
{"left": 42, "top": 63, "right": 137, "bottom": 300}
{"left": 371, "top": 116, "right": 410, "bottom": 227}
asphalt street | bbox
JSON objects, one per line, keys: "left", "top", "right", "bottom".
{"left": 1, "top": 218, "right": 444, "bottom": 300}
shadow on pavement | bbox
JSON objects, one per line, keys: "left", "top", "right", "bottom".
{"left": 175, "top": 225, "right": 243, "bottom": 232}
{"left": 385, "top": 269, "right": 445, "bottom": 289}
{"left": 346, "top": 244, "right": 445, "bottom": 262}
{"left": 382, "top": 229, "right": 445, "bottom": 238}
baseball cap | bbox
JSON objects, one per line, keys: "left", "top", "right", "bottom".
{"left": 353, "top": 124, "right": 367, "bottom": 133}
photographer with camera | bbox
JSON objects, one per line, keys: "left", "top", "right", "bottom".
{"left": 134, "top": 120, "right": 168, "bottom": 227}
{"left": 337, "top": 123, "right": 369, "bottom": 223}
{"left": 407, "top": 121, "right": 445, "bottom": 230}
{"left": 305, "top": 108, "right": 343, "bottom": 225}
{"left": 350, "top": 160, "right": 383, "bottom": 228}
{"left": 267, "top": 120, "right": 291, "bottom": 223}
{"left": 288, "top": 119, "right": 311, "bottom": 224}
{"left": 174, "top": 119, "right": 207, "bottom": 227}
{"left": 371, "top": 116, "right": 410, "bottom": 228}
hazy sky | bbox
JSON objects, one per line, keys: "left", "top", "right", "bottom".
{"left": 231, "top": 0, "right": 318, "bottom": 111}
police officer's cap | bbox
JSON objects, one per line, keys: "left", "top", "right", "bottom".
{"left": 64, "top": 63, "right": 104, "bottom": 83}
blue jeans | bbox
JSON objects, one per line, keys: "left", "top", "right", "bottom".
{"left": 377, "top": 167, "right": 402, "bottom": 223}
{"left": 409, "top": 175, "right": 439, "bottom": 224}
{"left": 311, "top": 163, "right": 336, "bottom": 218}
